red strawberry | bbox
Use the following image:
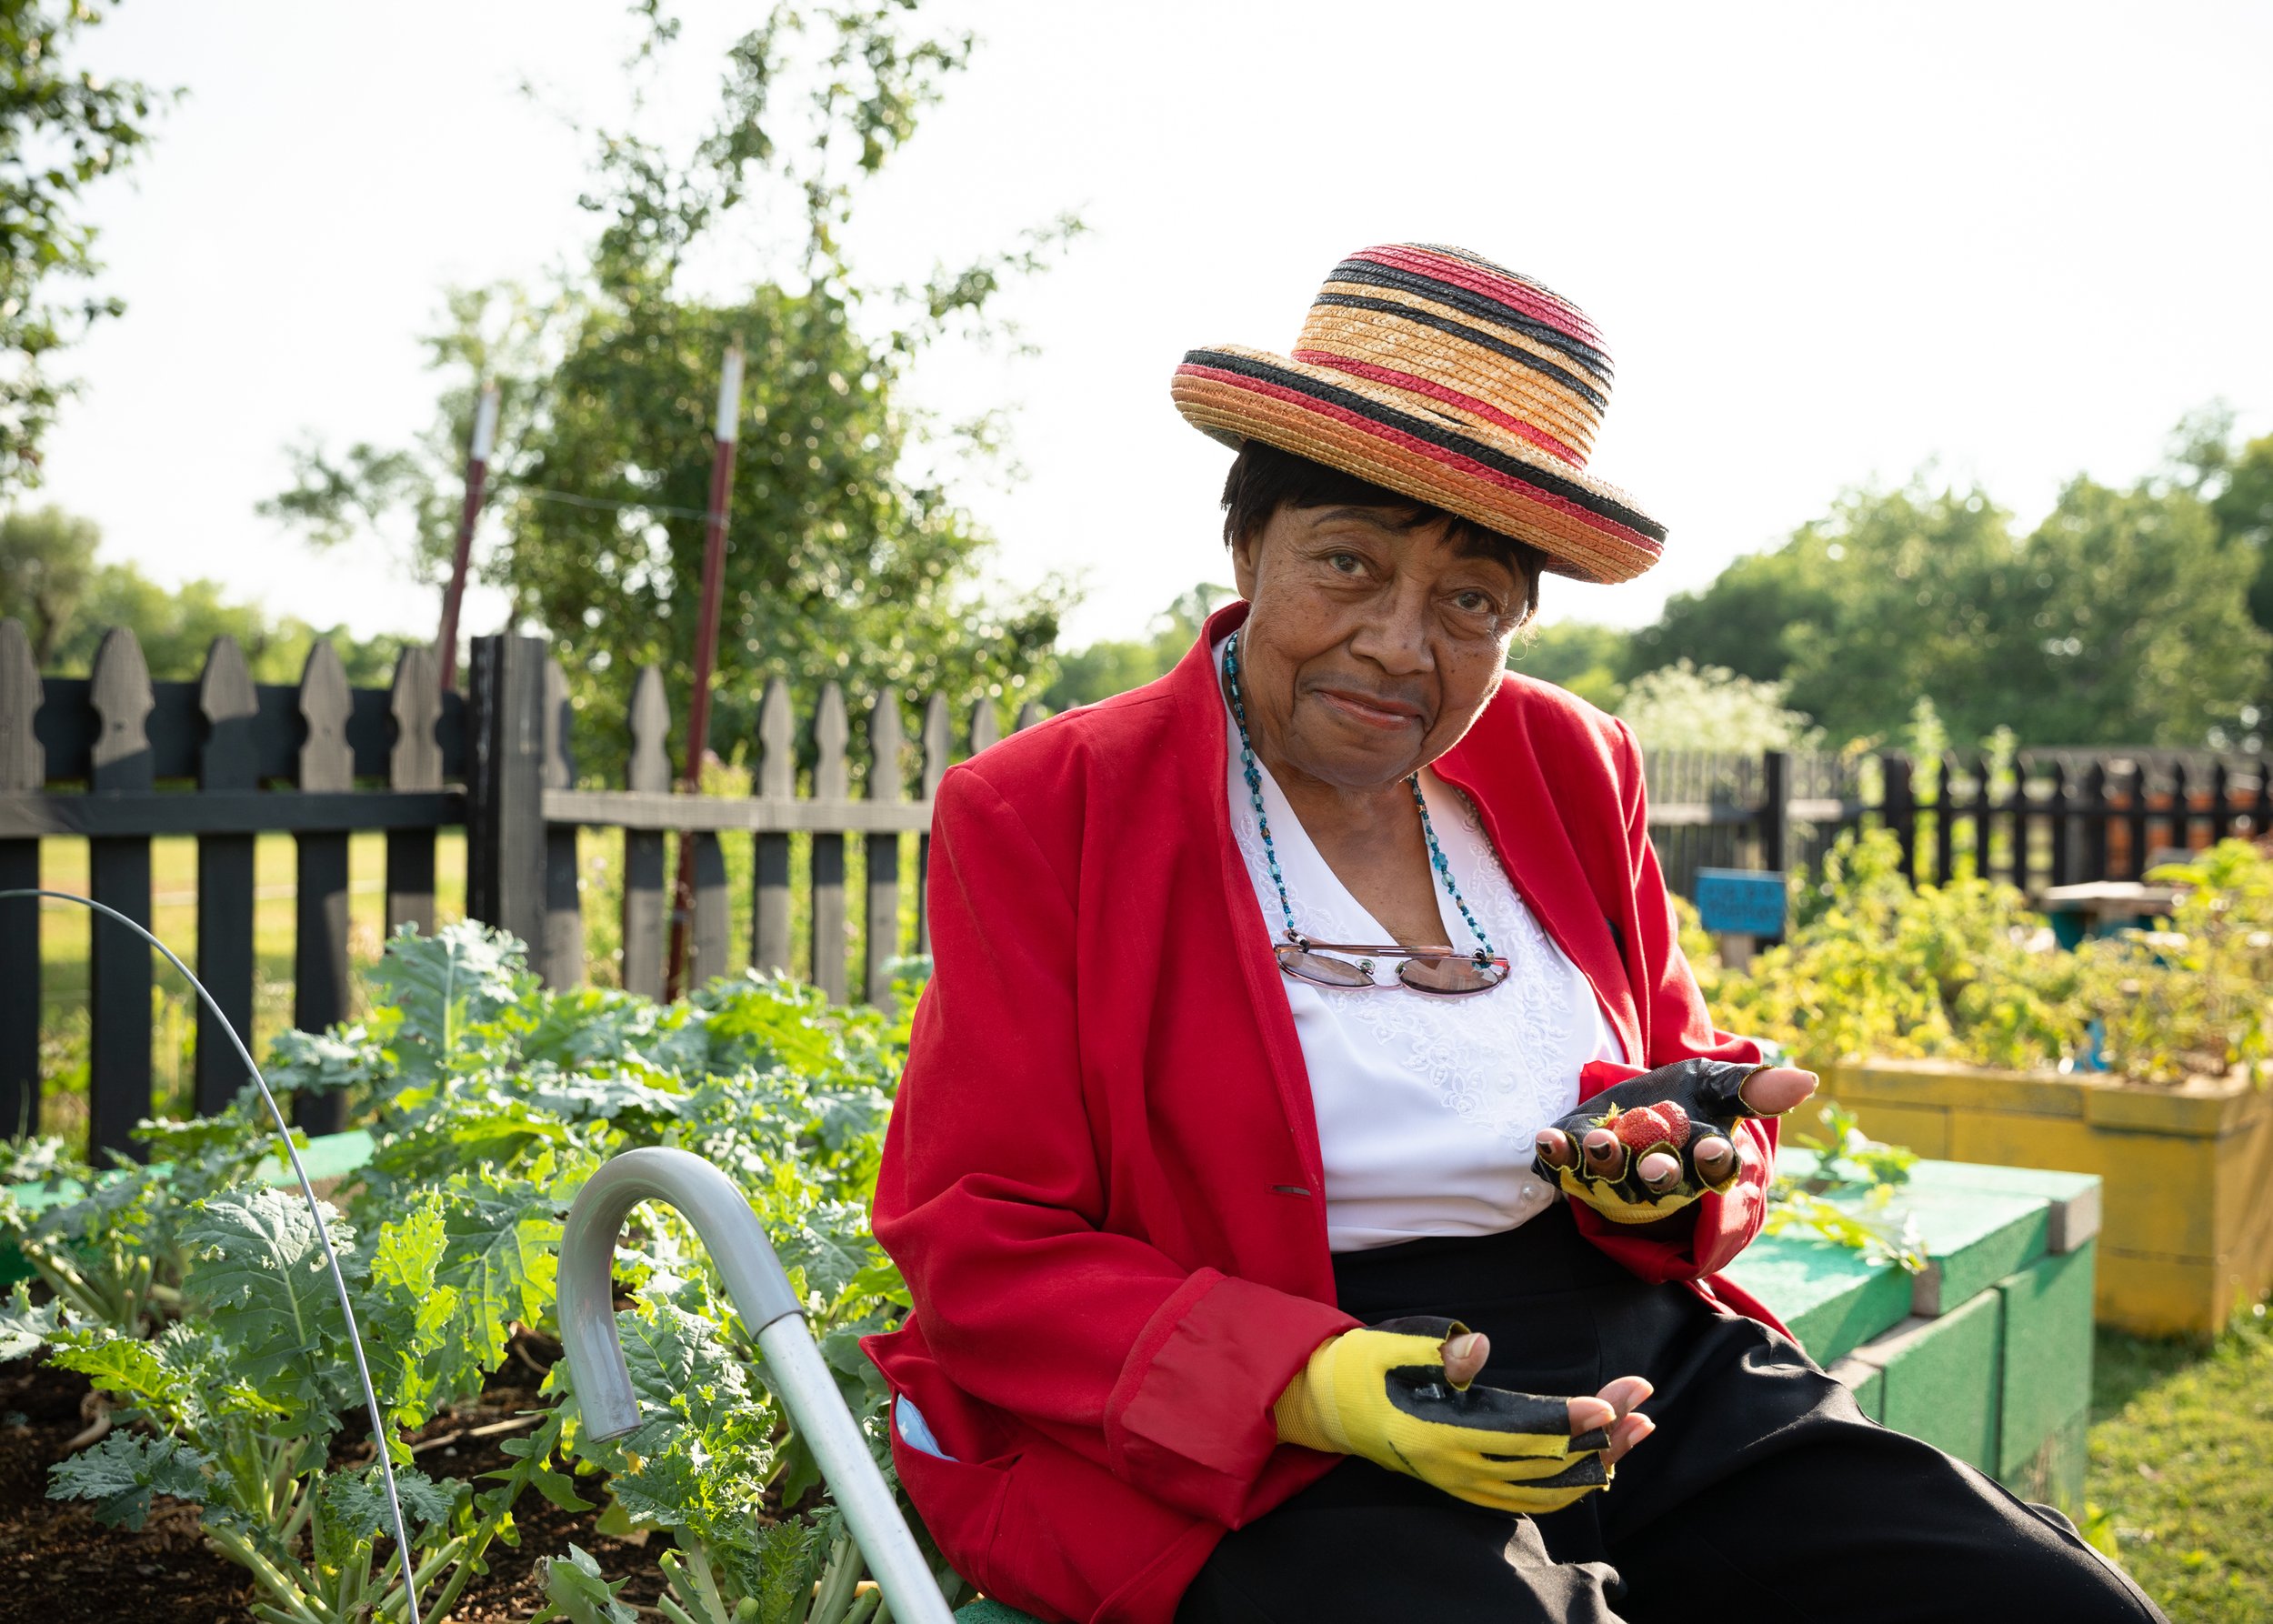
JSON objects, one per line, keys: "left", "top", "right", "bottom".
{"left": 1609, "top": 1100, "right": 1692, "bottom": 1153}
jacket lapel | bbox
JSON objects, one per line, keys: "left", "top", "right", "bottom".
{"left": 1172, "top": 605, "right": 1329, "bottom": 1198}
{"left": 1436, "top": 687, "right": 1645, "bottom": 1066}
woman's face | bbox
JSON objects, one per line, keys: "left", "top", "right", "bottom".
{"left": 1229, "top": 502, "right": 1527, "bottom": 791}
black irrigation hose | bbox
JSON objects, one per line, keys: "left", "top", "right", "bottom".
{"left": 0, "top": 889, "right": 423, "bottom": 1624}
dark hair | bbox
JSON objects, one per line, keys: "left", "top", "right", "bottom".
{"left": 1218, "top": 439, "right": 1544, "bottom": 625}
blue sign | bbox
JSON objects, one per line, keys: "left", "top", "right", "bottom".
{"left": 1694, "top": 868, "right": 1787, "bottom": 938}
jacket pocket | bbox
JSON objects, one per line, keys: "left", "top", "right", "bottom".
{"left": 888, "top": 1399, "right": 1017, "bottom": 1600}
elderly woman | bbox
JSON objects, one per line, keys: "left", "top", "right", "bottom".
{"left": 865, "top": 246, "right": 2159, "bottom": 1624}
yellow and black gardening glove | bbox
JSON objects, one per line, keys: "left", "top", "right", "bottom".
{"left": 1273, "top": 1318, "right": 1611, "bottom": 1514}
{"left": 1533, "top": 1058, "right": 1766, "bottom": 1225}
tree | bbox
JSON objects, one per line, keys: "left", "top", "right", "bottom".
{"left": 0, "top": 0, "right": 167, "bottom": 495}
{"left": 1507, "top": 620, "right": 1628, "bottom": 712}
{"left": 1044, "top": 585, "right": 1230, "bottom": 710}
{"left": 2205, "top": 432, "right": 2273, "bottom": 638}
{"left": 1622, "top": 543, "right": 1840, "bottom": 688}
{"left": 2001, "top": 474, "right": 2268, "bottom": 747}
{"left": 265, "top": 4, "right": 1078, "bottom": 774}
{"left": 0, "top": 504, "right": 404, "bottom": 680}
{"left": 1620, "top": 458, "right": 2273, "bottom": 749}
{"left": 0, "top": 504, "right": 95, "bottom": 660}
{"left": 1615, "top": 659, "right": 1819, "bottom": 753}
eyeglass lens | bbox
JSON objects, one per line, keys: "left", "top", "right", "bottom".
{"left": 1273, "top": 942, "right": 1506, "bottom": 997}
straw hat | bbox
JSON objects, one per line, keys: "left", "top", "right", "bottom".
{"left": 1172, "top": 244, "right": 1665, "bottom": 583}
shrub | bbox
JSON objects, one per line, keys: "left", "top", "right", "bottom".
{"left": 1693, "top": 829, "right": 2273, "bottom": 1083}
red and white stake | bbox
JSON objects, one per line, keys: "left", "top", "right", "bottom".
{"left": 436, "top": 382, "right": 501, "bottom": 691}
{"left": 664, "top": 345, "right": 745, "bottom": 999}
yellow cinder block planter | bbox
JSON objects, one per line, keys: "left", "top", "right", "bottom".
{"left": 1817, "top": 1058, "right": 2273, "bottom": 1337}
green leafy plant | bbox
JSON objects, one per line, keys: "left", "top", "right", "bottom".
{"left": 1762, "top": 1103, "right": 1928, "bottom": 1273}
{"left": 1695, "top": 828, "right": 2273, "bottom": 1085}
{"left": 10, "top": 920, "right": 945, "bottom": 1620}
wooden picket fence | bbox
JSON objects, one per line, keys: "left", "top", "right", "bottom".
{"left": 0, "top": 617, "right": 2266, "bottom": 1162}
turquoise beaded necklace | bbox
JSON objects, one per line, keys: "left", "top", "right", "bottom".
{"left": 1222, "top": 630, "right": 1498, "bottom": 972}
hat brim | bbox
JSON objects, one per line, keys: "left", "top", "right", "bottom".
{"left": 1173, "top": 346, "right": 1665, "bottom": 585}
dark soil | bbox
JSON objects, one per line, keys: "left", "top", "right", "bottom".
{"left": 0, "top": 1340, "right": 674, "bottom": 1624}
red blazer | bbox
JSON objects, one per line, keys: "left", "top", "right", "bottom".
{"left": 866, "top": 603, "right": 1776, "bottom": 1624}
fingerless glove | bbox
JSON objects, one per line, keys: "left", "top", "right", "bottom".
{"left": 1272, "top": 1317, "right": 1610, "bottom": 1514}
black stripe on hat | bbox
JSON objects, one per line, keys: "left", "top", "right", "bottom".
{"left": 1327, "top": 259, "right": 1614, "bottom": 382}
{"left": 1183, "top": 349, "right": 1664, "bottom": 543}
{"left": 1309, "top": 291, "right": 1611, "bottom": 413}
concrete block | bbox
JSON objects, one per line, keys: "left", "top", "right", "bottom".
{"left": 1847, "top": 1289, "right": 2004, "bottom": 1473}
{"left": 1906, "top": 1185, "right": 2048, "bottom": 1317}
{"left": 1996, "top": 1241, "right": 2096, "bottom": 1483}
{"left": 1722, "top": 1231, "right": 1911, "bottom": 1366}
{"left": 1903, "top": 1160, "right": 2100, "bottom": 1254}
{"left": 1998, "top": 1405, "right": 2088, "bottom": 1517}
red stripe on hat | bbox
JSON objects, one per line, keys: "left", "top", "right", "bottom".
{"left": 1175, "top": 363, "right": 1659, "bottom": 558}
{"left": 1352, "top": 246, "right": 1606, "bottom": 351}
{"left": 1290, "top": 350, "right": 1586, "bottom": 467}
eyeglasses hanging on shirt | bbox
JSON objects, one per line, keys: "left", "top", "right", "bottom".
{"left": 1274, "top": 932, "right": 1512, "bottom": 997}
{"left": 1225, "top": 631, "right": 1510, "bottom": 999}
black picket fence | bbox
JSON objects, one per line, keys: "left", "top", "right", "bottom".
{"left": 0, "top": 617, "right": 2266, "bottom": 1160}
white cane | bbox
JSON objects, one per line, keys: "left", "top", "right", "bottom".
{"left": 556, "top": 1146, "right": 956, "bottom": 1624}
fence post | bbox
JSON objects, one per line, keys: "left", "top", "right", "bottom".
{"left": 810, "top": 684, "right": 849, "bottom": 1003}
{"left": 466, "top": 633, "right": 548, "bottom": 957}
{"left": 87, "top": 627, "right": 154, "bottom": 1161}
{"left": 2208, "top": 758, "right": 2233, "bottom": 845}
{"left": 2125, "top": 760, "right": 2151, "bottom": 879}
{"left": 1877, "top": 752, "right": 1915, "bottom": 882}
{"left": 0, "top": 620, "right": 41, "bottom": 1138}
{"left": 2005, "top": 754, "right": 2030, "bottom": 889}
{"left": 865, "top": 689, "right": 905, "bottom": 1008}
{"left": 969, "top": 697, "right": 1001, "bottom": 756}
{"left": 539, "top": 657, "right": 584, "bottom": 988}
{"left": 751, "top": 677, "right": 794, "bottom": 977}
{"left": 1757, "top": 750, "right": 1789, "bottom": 877}
{"left": 2082, "top": 761, "right": 2109, "bottom": 880}
{"left": 689, "top": 820, "right": 729, "bottom": 995}
{"left": 2044, "top": 759, "right": 2074, "bottom": 888}
{"left": 619, "top": 667, "right": 670, "bottom": 998}
{"left": 1933, "top": 753, "right": 1959, "bottom": 884}
{"left": 2168, "top": 759, "right": 2192, "bottom": 860}
{"left": 386, "top": 645, "right": 443, "bottom": 936}
{"left": 2253, "top": 754, "right": 2271, "bottom": 843}
{"left": 293, "top": 641, "right": 354, "bottom": 1136}
{"left": 194, "top": 637, "right": 258, "bottom": 1118}
{"left": 916, "top": 694, "right": 950, "bottom": 955}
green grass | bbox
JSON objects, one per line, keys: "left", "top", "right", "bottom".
{"left": 2088, "top": 1302, "right": 2273, "bottom": 1621}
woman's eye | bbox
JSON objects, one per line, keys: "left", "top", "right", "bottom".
{"left": 1327, "top": 552, "right": 1364, "bottom": 575}
{"left": 1454, "top": 590, "right": 1498, "bottom": 616}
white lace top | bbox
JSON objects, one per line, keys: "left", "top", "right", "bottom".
{"left": 1218, "top": 640, "right": 1625, "bottom": 1251}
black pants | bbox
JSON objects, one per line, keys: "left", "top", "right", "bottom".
{"left": 1177, "top": 1208, "right": 2162, "bottom": 1624}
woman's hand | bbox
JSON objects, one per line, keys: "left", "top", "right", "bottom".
{"left": 1442, "top": 1330, "right": 1655, "bottom": 1466}
{"left": 1272, "top": 1318, "right": 1651, "bottom": 1513}
{"left": 1533, "top": 1059, "right": 1819, "bottom": 1226}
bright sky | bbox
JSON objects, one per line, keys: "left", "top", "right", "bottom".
{"left": 38, "top": 1, "right": 2273, "bottom": 652}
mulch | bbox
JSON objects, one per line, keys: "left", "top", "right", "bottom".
{"left": 0, "top": 1336, "right": 676, "bottom": 1624}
